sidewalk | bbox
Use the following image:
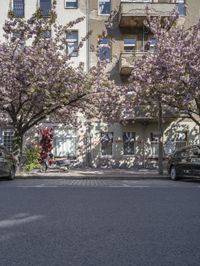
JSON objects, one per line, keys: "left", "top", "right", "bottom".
{"left": 17, "top": 168, "right": 169, "bottom": 180}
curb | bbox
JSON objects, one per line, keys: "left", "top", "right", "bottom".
{"left": 16, "top": 177, "right": 169, "bottom": 181}
{"left": 16, "top": 170, "right": 169, "bottom": 180}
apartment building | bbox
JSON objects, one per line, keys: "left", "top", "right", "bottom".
{"left": 0, "top": 0, "right": 89, "bottom": 165}
{"left": 0, "top": 0, "right": 200, "bottom": 168}
{"left": 0, "top": 0, "right": 88, "bottom": 67}
{"left": 86, "top": 0, "right": 200, "bottom": 168}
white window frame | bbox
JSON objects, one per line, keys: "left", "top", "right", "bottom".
{"left": 12, "top": 0, "right": 25, "bottom": 17}
{"left": 149, "top": 38, "right": 156, "bottom": 52}
{"left": 65, "top": 0, "right": 78, "bottom": 9}
{"left": 12, "top": 32, "right": 25, "bottom": 49}
{"left": 53, "top": 128, "right": 77, "bottom": 158}
{"left": 99, "top": 38, "right": 111, "bottom": 62}
{"left": 150, "top": 132, "right": 159, "bottom": 158}
{"left": 66, "top": 30, "right": 79, "bottom": 57}
{"left": 123, "top": 132, "right": 135, "bottom": 156}
{"left": 2, "top": 129, "right": 14, "bottom": 152}
{"left": 177, "top": 0, "right": 186, "bottom": 17}
{"left": 124, "top": 38, "right": 137, "bottom": 52}
{"left": 40, "top": 0, "right": 52, "bottom": 17}
{"left": 144, "top": 38, "right": 156, "bottom": 52}
{"left": 41, "top": 30, "right": 51, "bottom": 39}
{"left": 174, "top": 132, "right": 188, "bottom": 151}
{"left": 100, "top": 132, "right": 113, "bottom": 157}
{"left": 98, "top": 0, "right": 111, "bottom": 16}
{"left": 12, "top": 32, "right": 22, "bottom": 39}
{"left": 121, "top": 0, "right": 151, "bottom": 2}
{"left": 164, "top": 132, "right": 188, "bottom": 155}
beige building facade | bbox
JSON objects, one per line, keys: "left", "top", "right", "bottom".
{"left": 0, "top": 0, "right": 200, "bottom": 168}
{"left": 86, "top": 0, "right": 200, "bottom": 168}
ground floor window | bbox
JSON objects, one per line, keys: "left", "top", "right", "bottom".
{"left": 2, "top": 129, "right": 14, "bottom": 151}
{"left": 101, "top": 132, "right": 113, "bottom": 156}
{"left": 164, "top": 131, "right": 188, "bottom": 155}
{"left": 53, "top": 128, "right": 76, "bottom": 157}
{"left": 123, "top": 132, "right": 135, "bottom": 155}
{"left": 174, "top": 132, "right": 187, "bottom": 150}
{"left": 150, "top": 132, "right": 159, "bottom": 157}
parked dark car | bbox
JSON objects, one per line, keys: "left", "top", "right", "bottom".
{"left": 167, "top": 145, "right": 200, "bottom": 180}
{"left": 0, "top": 145, "right": 16, "bottom": 180}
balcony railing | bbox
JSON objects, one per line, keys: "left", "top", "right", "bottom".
{"left": 120, "top": 105, "right": 179, "bottom": 122}
{"left": 119, "top": 51, "right": 145, "bottom": 75}
{"left": 119, "top": 1, "right": 177, "bottom": 27}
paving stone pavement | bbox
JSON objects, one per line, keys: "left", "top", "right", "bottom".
{"left": 2, "top": 178, "right": 200, "bottom": 188}
{"left": 16, "top": 168, "right": 169, "bottom": 180}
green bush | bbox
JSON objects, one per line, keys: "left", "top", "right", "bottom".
{"left": 24, "top": 145, "right": 41, "bottom": 172}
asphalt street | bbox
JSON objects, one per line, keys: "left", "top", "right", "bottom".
{"left": 0, "top": 178, "right": 200, "bottom": 266}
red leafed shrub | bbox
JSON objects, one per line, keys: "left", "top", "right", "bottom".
{"left": 39, "top": 128, "right": 54, "bottom": 165}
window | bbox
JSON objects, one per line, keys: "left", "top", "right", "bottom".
{"left": 127, "top": 0, "right": 151, "bottom": 2}
{"left": 177, "top": 0, "right": 186, "bottom": 16}
{"left": 124, "top": 38, "right": 136, "bottom": 52}
{"left": 101, "top": 132, "right": 113, "bottom": 156}
{"left": 0, "top": 149, "right": 5, "bottom": 158}
{"left": 149, "top": 38, "right": 156, "bottom": 52}
{"left": 12, "top": 32, "right": 25, "bottom": 48}
{"left": 99, "top": 38, "right": 111, "bottom": 61}
{"left": 123, "top": 132, "right": 135, "bottom": 155}
{"left": 53, "top": 129, "right": 76, "bottom": 157}
{"left": 144, "top": 38, "right": 156, "bottom": 52}
{"left": 13, "top": 0, "right": 24, "bottom": 17}
{"left": 66, "top": 31, "right": 78, "bottom": 57}
{"left": 12, "top": 32, "right": 22, "bottom": 39}
{"left": 150, "top": 132, "right": 159, "bottom": 157}
{"left": 41, "top": 30, "right": 52, "bottom": 39}
{"left": 165, "top": 132, "right": 188, "bottom": 155}
{"left": 174, "top": 132, "right": 187, "bottom": 150}
{"left": 65, "top": 0, "right": 78, "bottom": 8}
{"left": 40, "top": 0, "right": 51, "bottom": 17}
{"left": 2, "top": 129, "right": 14, "bottom": 152}
{"left": 98, "top": 0, "right": 111, "bottom": 15}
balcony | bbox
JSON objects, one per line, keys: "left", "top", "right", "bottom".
{"left": 119, "top": 51, "right": 145, "bottom": 75}
{"left": 119, "top": 1, "right": 177, "bottom": 28}
{"left": 120, "top": 105, "right": 179, "bottom": 122}
{"left": 120, "top": 105, "right": 156, "bottom": 122}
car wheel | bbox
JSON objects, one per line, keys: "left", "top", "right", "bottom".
{"left": 8, "top": 166, "right": 15, "bottom": 180}
{"left": 170, "top": 166, "right": 178, "bottom": 181}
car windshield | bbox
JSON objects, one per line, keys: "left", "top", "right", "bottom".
{"left": 173, "top": 148, "right": 189, "bottom": 158}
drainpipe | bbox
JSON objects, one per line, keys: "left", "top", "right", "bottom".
{"left": 143, "top": 24, "right": 145, "bottom": 51}
{"left": 86, "top": 0, "right": 90, "bottom": 72}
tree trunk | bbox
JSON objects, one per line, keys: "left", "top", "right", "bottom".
{"left": 13, "top": 131, "right": 24, "bottom": 171}
{"left": 85, "top": 122, "right": 92, "bottom": 167}
{"left": 158, "top": 101, "right": 163, "bottom": 175}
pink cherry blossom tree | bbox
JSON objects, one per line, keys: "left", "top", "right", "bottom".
{"left": 131, "top": 13, "right": 200, "bottom": 123}
{"left": 128, "top": 13, "right": 200, "bottom": 173}
{"left": 0, "top": 1, "right": 120, "bottom": 165}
